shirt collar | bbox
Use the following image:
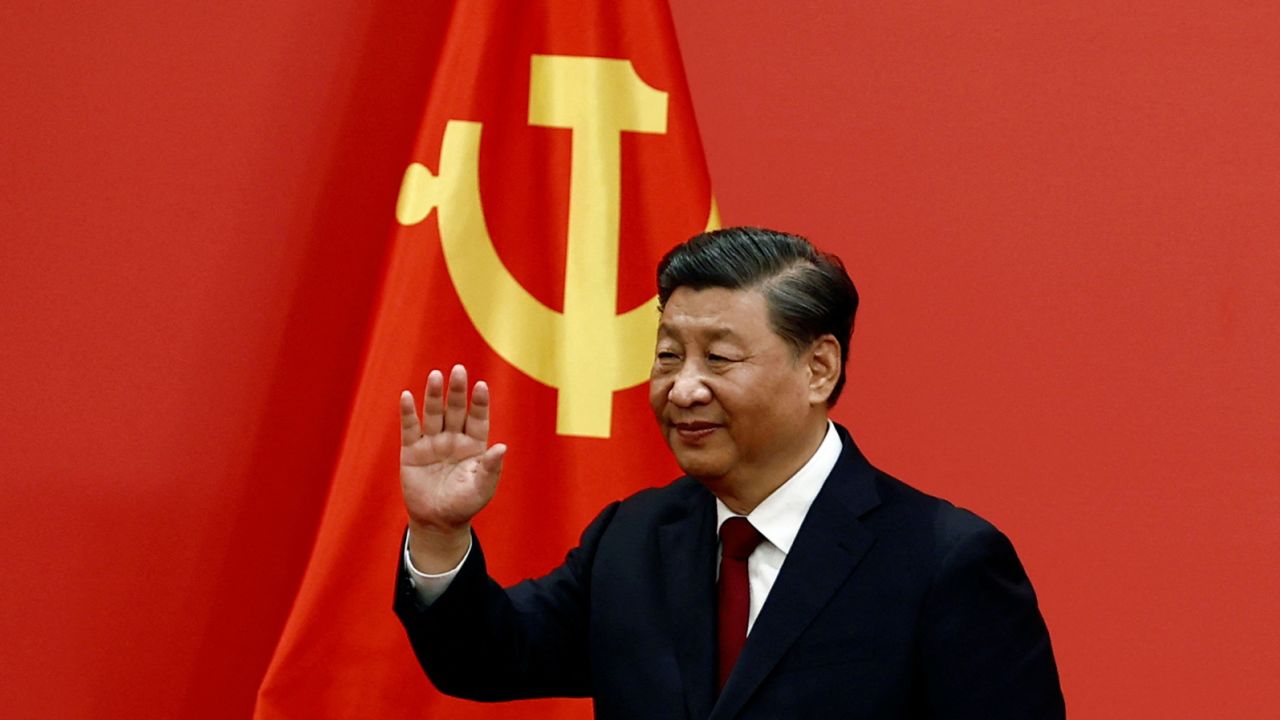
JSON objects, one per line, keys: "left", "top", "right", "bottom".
{"left": 715, "top": 421, "right": 843, "bottom": 554}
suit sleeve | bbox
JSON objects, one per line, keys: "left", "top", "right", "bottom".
{"left": 918, "top": 512, "right": 1066, "bottom": 719}
{"left": 393, "top": 501, "right": 621, "bottom": 701}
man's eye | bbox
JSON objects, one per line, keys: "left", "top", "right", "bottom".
{"left": 708, "top": 354, "right": 732, "bottom": 363}
{"left": 656, "top": 351, "right": 680, "bottom": 362}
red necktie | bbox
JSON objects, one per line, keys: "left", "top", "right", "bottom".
{"left": 717, "top": 516, "right": 765, "bottom": 690}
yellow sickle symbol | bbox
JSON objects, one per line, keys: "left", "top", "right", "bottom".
{"left": 397, "top": 55, "right": 719, "bottom": 438}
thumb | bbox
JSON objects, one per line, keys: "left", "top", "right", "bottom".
{"left": 480, "top": 443, "right": 507, "bottom": 477}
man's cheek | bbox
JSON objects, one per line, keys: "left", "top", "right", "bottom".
{"left": 647, "top": 381, "right": 669, "bottom": 413}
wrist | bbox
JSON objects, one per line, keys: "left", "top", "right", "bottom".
{"left": 407, "top": 520, "right": 471, "bottom": 574}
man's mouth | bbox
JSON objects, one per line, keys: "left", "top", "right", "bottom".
{"left": 673, "top": 421, "right": 720, "bottom": 441}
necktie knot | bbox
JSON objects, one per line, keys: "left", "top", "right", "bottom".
{"left": 720, "top": 516, "right": 764, "bottom": 561}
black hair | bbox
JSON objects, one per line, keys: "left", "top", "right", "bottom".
{"left": 656, "top": 226, "right": 858, "bottom": 406}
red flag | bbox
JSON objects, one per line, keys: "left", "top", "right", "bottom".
{"left": 254, "top": 1, "right": 716, "bottom": 717}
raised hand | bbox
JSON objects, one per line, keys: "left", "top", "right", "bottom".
{"left": 399, "top": 365, "right": 506, "bottom": 572}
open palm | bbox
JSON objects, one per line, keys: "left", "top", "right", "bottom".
{"left": 400, "top": 365, "right": 506, "bottom": 533}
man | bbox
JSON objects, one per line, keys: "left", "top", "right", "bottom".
{"left": 394, "top": 227, "right": 1065, "bottom": 718}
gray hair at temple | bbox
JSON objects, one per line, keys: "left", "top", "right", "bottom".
{"left": 656, "top": 226, "right": 859, "bottom": 406}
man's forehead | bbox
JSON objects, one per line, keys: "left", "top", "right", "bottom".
{"left": 657, "top": 286, "right": 770, "bottom": 339}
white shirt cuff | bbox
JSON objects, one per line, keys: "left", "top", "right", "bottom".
{"left": 403, "top": 529, "right": 471, "bottom": 605}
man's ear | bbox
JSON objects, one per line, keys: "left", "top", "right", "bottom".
{"left": 806, "top": 335, "right": 841, "bottom": 404}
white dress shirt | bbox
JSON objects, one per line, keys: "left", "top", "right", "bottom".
{"left": 406, "top": 420, "right": 843, "bottom": 623}
{"left": 714, "top": 421, "right": 841, "bottom": 633}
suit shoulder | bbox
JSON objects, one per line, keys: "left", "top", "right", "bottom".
{"left": 869, "top": 469, "right": 1005, "bottom": 547}
{"left": 611, "top": 475, "right": 708, "bottom": 520}
{"left": 838, "top": 425, "right": 1000, "bottom": 541}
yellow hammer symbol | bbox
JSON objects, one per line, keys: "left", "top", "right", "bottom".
{"left": 397, "top": 54, "right": 718, "bottom": 438}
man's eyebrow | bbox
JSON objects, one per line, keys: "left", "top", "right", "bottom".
{"left": 656, "top": 323, "right": 739, "bottom": 340}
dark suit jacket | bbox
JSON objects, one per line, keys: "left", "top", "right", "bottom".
{"left": 394, "top": 427, "right": 1064, "bottom": 718}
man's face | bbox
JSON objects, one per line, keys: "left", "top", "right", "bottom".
{"left": 649, "top": 286, "right": 826, "bottom": 491}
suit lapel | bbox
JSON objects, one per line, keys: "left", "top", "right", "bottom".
{"left": 659, "top": 487, "right": 719, "bottom": 720}
{"left": 710, "top": 433, "right": 881, "bottom": 720}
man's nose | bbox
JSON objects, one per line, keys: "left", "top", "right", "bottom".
{"left": 668, "top": 365, "right": 712, "bottom": 407}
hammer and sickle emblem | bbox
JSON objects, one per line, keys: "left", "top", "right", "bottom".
{"left": 396, "top": 54, "right": 718, "bottom": 438}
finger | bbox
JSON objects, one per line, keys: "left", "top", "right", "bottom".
{"left": 442, "top": 364, "right": 468, "bottom": 433}
{"left": 465, "top": 381, "right": 491, "bottom": 442}
{"left": 399, "top": 390, "right": 422, "bottom": 446}
{"left": 421, "top": 369, "right": 445, "bottom": 435}
{"left": 480, "top": 443, "right": 507, "bottom": 479}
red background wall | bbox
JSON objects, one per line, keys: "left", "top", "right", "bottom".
{"left": 1, "top": 1, "right": 1276, "bottom": 718}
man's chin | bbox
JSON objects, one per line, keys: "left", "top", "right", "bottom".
{"left": 669, "top": 449, "right": 726, "bottom": 482}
